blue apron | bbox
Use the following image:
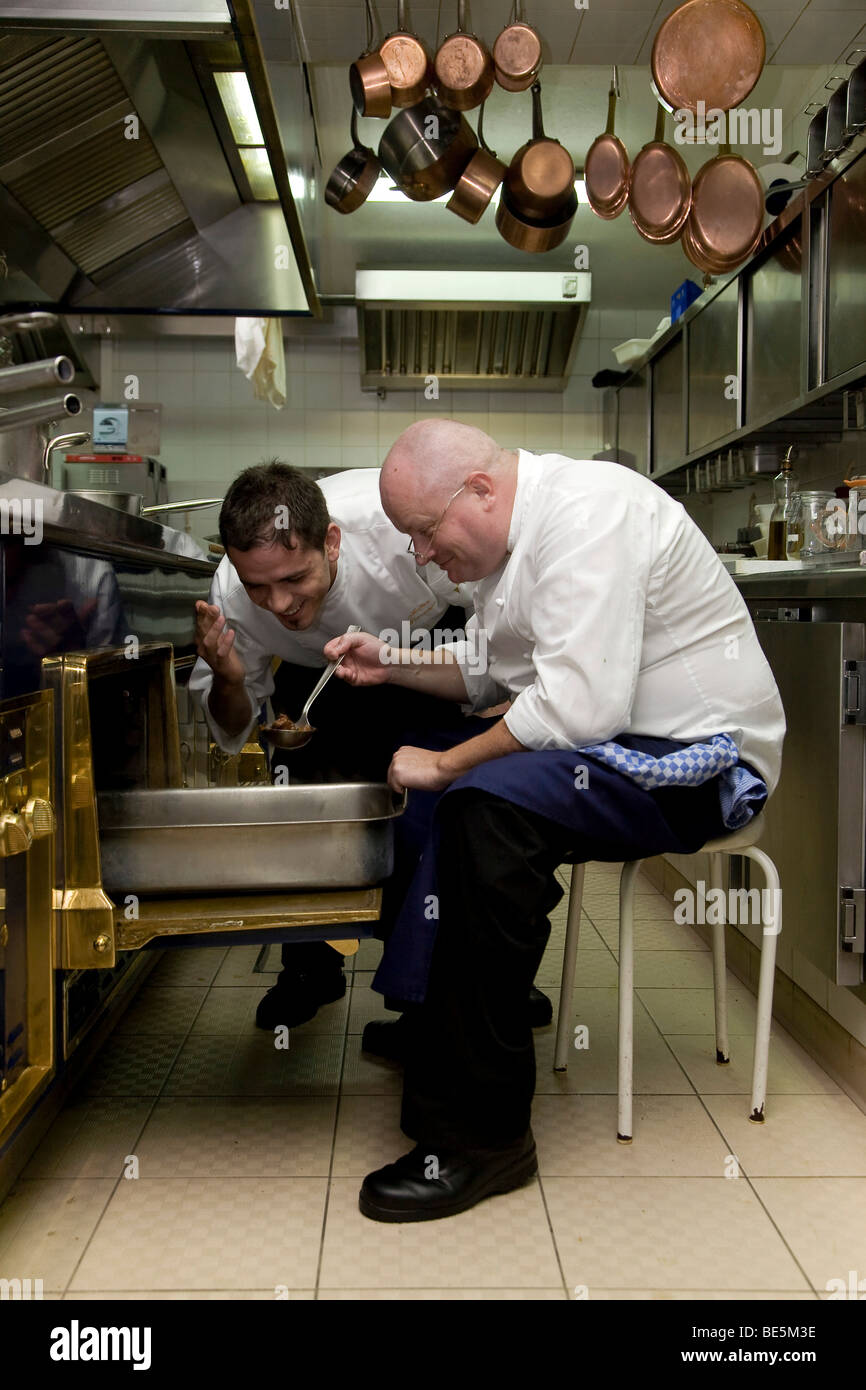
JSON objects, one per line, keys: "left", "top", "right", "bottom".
{"left": 373, "top": 721, "right": 767, "bottom": 1004}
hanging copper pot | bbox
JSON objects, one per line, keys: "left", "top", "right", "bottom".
{"left": 503, "top": 81, "right": 575, "bottom": 221}
{"left": 350, "top": 0, "right": 392, "bottom": 118}
{"left": 495, "top": 187, "right": 577, "bottom": 253}
{"left": 627, "top": 104, "right": 691, "bottom": 244}
{"left": 447, "top": 100, "right": 506, "bottom": 223}
{"left": 651, "top": 0, "right": 765, "bottom": 114}
{"left": 686, "top": 146, "right": 764, "bottom": 271}
{"left": 379, "top": 0, "right": 433, "bottom": 109}
{"left": 325, "top": 108, "right": 381, "bottom": 214}
{"left": 584, "top": 68, "right": 630, "bottom": 220}
{"left": 493, "top": 4, "right": 542, "bottom": 93}
{"left": 435, "top": 0, "right": 495, "bottom": 111}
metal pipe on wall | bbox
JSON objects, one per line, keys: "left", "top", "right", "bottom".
{"left": 0, "top": 357, "right": 75, "bottom": 397}
{"left": 0, "top": 394, "right": 82, "bottom": 433}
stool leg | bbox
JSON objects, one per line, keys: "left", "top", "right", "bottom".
{"left": 742, "top": 845, "right": 781, "bottom": 1123}
{"left": 708, "top": 851, "right": 730, "bottom": 1064}
{"left": 554, "top": 863, "right": 585, "bottom": 1071}
{"left": 617, "top": 860, "right": 641, "bottom": 1143}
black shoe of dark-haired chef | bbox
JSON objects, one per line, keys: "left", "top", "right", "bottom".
{"left": 358, "top": 1131, "right": 537, "bottom": 1223}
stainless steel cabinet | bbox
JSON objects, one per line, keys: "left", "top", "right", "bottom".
{"left": 754, "top": 617, "right": 866, "bottom": 991}
{"left": 827, "top": 150, "right": 866, "bottom": 382}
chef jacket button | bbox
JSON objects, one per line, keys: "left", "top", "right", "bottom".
{"left": 495, "top": 597, "right": 505, "bottom": 607}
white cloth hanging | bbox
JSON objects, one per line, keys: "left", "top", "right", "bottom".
{"left": 234, "top": 316, "right": 286, "bottom": 409}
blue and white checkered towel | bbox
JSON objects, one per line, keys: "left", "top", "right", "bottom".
{"left": 577, "top": 732, "right": 766, "bottom": 830}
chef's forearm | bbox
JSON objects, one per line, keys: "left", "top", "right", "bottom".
{"left": 383, "top": 647, "right": 469, "bottom": 701}
{"left": 439, "top": 717, "right": 525, "bottom": 779}
{"left": 208, "top": 677, "right": 253, "bottom": 739}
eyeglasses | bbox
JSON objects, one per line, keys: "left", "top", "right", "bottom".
{"left": 406, "top": 483, "right": 467, "bottom": 563}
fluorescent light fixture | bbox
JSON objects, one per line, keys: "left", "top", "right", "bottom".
{"left": 214, "top": 70, "right": 265, "bottom": 146}
{"left": 239, "top": 147, "right": 277, "bottom": 199}
{"left": 367, "top": 177, "right": 589, "bottom": 206}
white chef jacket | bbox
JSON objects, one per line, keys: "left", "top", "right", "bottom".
{"left": 447, "top": 450, "right": 785, "bottom": 792}
{"left": 189, "top": 468, "right": 472, "bottom": 754}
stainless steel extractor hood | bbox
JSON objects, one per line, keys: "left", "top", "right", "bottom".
{"left": 0, "top": 5, "right": 318, "bottom": 315}
{"left": 355, "top": 269, "right": 591, "bottom": 393}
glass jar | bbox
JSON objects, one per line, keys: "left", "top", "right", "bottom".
{"left": 799, "top": 490, "right": 840, "bottom": 558}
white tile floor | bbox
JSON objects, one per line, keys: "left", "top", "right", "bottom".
{"left": 2, "top": 862, "right": 865, "bottom": 1300}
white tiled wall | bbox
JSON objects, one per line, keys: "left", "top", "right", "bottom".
{"left": 92, "top": 307, "right": 665, "bottom": 545}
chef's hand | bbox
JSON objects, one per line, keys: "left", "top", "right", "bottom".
{"left": 388, "top": 745, "right": 453, "bottom": 793}
{"left": 195, "top": 600, "right": 246, "bottom": 686}
{"left": 324, "top": 629, "right": 391, "bottom": 686}
{"left": 20, "top": 598, "right": 98, "bottom": 656}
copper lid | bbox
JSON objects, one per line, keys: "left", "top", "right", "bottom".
{"left": 652, "top": 0, "right": 766, "bottom": 114}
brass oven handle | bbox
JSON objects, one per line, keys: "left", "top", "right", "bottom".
{"left": 0, "top": 813, "right": 33, "bottom": 857}
{"left": 23, "top": 797, "right": 55, "bottom": 839}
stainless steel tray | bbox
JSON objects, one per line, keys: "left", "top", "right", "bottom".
{"left": 97, "top": 784, "right": 406, "bottom": 896}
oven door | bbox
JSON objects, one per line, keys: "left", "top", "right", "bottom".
{"left": 43, "top": 645, "right": 390, "bottom": 968}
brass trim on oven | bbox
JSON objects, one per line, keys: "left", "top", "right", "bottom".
{"left": 113, "top": 887, "right": 382, "bottom": 951}
{"left": 42, "top": 642, "right": 181, "bottom": 969}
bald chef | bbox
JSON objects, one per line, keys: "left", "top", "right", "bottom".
{"left": 189, "top": 461, "right": 476, "bottom": 1031}
{"left": 324, "top": 419, "right": 786, "bottom": 1224}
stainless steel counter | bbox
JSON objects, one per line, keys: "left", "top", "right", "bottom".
{"left": 0, "top": 469, "right": 214, "bottom": 570}
{"left": 733, "top": 566, "right": 866, "bottom": 600}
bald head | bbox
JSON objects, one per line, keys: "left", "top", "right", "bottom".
{"left": 381, "top": 419, "right": 500, "bottom": 506}
{"left": 380, "top": 418, "right": 519, "bottom": 583}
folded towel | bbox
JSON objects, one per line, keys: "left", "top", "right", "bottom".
{"left": 577, "top": 732, "right": 767, "bottom": 830}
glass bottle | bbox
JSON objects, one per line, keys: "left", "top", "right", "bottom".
{"left": 785, "top": 493, "right": 803, "bottom": 557}
{"left": 768, "top": 448, "right": 799, "bottom": 560}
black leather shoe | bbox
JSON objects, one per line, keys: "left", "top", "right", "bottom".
{"left": 255, "top": 970, "right": 345, "bottom": 1030}
{"left": 362, "top": 1017, "right": 408, "bottom": 1061}
{"left": 528, "top": 985, "right": 553, "bottom": 1028}
{"left": 359, "top": 1130, "right": 537, "bottom": 1223}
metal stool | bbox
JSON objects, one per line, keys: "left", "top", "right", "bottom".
{"left": 553, "top": 813, "right": 781, "bottom": 1142}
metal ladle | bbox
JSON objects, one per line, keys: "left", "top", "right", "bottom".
{"left": 261, "top": 625, "right": 362, "bottom": 750}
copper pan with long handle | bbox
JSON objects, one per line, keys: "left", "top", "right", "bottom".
{"left": 627, "top": 103, "right": 691, "bottom": 244}
{"left": 651, "top": 0, "right": 765, "bottom": 114}
{"left": 495, "top": 186, "right": 577, "bottom": 253}
{"left": 447, "top": 99, "right": 506, "bottom": 223}
{"left": 503, "top": 80, "right": 575, "bottom": 221}
{"left": 493, "top": 2, "right": 542, "bottom": 93}
{"left": 379, "top": 0, "right": 433, "bottom": 109}
{"left": 686, "top": 145, "right": 764, "bottom": 272}
{"left": 325, "top": 109, "right": 381, "bottom": 214}
{"left": 350, "top": 0, "right": 392, "bottom": 118}
{"left": 435, "top": 0, "right": 495, "bottom": 111}
{"left": 584, "top": 67, "right": 630, "bottom": 220}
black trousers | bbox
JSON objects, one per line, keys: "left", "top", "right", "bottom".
{"left": 400, "top": 778, "right": 732, "bottom": 1150}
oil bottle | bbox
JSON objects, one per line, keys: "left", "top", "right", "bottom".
{"left": 768, "top": 447, "right": 799, "bottom": 561}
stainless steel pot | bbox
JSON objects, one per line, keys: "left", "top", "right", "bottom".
{"left": 378, "top": 94, "right": 477, "bottom": 200}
